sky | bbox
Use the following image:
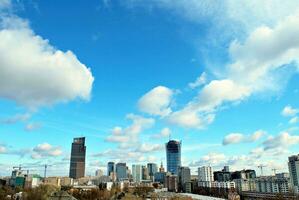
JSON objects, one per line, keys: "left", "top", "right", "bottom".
{"left": 1, "top": 0, "right": 299, "bottom": 177}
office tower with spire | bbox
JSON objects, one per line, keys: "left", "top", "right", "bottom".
{"left": 166, "top": 140, "right": 181, "bottom": 174}
{"left": 69, "top": 137, "right": 86, "bottom": 179}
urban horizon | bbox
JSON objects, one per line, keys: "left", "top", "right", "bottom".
{"left": 1, "top": 0, "right": 299, "bottom": 199}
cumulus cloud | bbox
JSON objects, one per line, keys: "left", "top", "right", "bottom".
{"left": 167, "top": 11, "right": 299, "bottom": 129}
{"left": 189, "top": 152, "right": 226, "bottom": 167}
{"left": 188, "top": 72, "right": 207, "bottom": 89}
{"left": 151, "top": 127, "right": 171, "bottom": 139}
{"left": 168, "top": 79, "right": 249, "bottom": 128}
{"left": 282, "top": 105, "right": 299, "bottom": 117}
{"left": 138, "top": 86, "right": 173, "bottom": 117}
{"left": 32, "top": 143, "right": 62, "bottom": 159}
{"left": 92, "top": 148, "right": 157, "bottom": 163}
{"left": 105, "top": 114, "right": 155, "bottom": 148}
{"left": 223, "top": 130, "right": 265, "bottom": 145}
{"left": 289, "top": 116, "right": 299, "bottom": 124}
{"left": 0, "top": 16, "right": 94, "bottom": 109}
{"left": 135, "top": 143, "right": 163, "bottom": 153}
{"left": 263, "top": 132, "right": 299, "bottom": 151}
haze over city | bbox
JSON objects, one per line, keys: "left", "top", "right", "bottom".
{"left": 1, "top": 0, "right": 299, "bottom": 182}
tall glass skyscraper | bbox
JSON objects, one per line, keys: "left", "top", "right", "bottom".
{"left": 107, "top": 162, "right": 115, "bottom": 176}
{"left": 69, "top": 137, "right": 86, "bottom": 179}
{"left": 166, "top": 140, "right": 181, "bottom": 175}
{"left": 116, "top": 163, "right": 127, "bottom": 181}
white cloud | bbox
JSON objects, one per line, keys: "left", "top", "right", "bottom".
{"left": 105, "top": 114, "right": 155, "bottom": 148}
{"left": 151, "top": 127, "right": 171, "bottom": 138}
{"left": 1, "top": 113, "right": 31, "bottom": 124}
{"left": 0, "top": 145, "right": 6, "bottom": 153}
{"left": 289, "top": 116, "right": 299, "bottom": 124}
{"left": 32, "top": 143, "right": 62, "bottom": 159}
{"left": 223, "top": 130, "right": 265, "bottom": 145}
{"left": 0, "top": 0, "right": 10, "bottom": 10}
{"left": 0, "top": 16, "right": 94, "bottom": 109}
{"left": 263, "top": 132, "right": 299, "bottom": 151}
{"left": 168, "top": 79, "right": 249, "bottom": 128}
{"left": 282, "top": 105, "right": 299, "bottom": 117}
{"left": 138, "top": 86, "right": 173, "bottom": 117}
{"left": 135, "top": 143, "right": 163, "bottom": 153}
{"left": 168, "top": 11, "right": 299, "bottom": 129}
{"left": 188, "top": 72, "right": 207, "bottom": 89}
{"left": 24, "top": 122, "right": 42, "bottom": 131}
{"left": 190, "top": 152, "right": 226, "bottom": 167}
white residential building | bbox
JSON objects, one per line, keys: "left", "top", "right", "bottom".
{"left": 211, "top": 181, "right": 236, "bottom": 189}
{"left": 198, "top": 166, "right": 214, "bottom": 182}
{"left": 255, "top": 174, "right": 291, "bottom": 194}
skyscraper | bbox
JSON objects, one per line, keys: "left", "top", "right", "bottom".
{"left": 288, "top": 154, "right": 299, "bottom": 193}
{"left": 69, "top": 137, "right": 86, "bottom": 179}
{"left": 166, "top": 140, "right": 181, "bottom": 174}
{"left": 147, "top": 163, "right": 158, "bottom": 181}
{"left": 116, "top": 163, "right": 127, "bottom": 181}
{"left": 107, "top": 162, "right": 115, "bottom": 176}
{"left": 178, "top": 166, "right": 191, "bottom": 193}
{"left": 132, "top": 164, "right": 142, "bottom": 183}
{"left": 142, "top": 165, "right": 149, "bottom": 180}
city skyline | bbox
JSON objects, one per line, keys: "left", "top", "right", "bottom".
{"left": 1, "top": 0, "right": 299, "bottom": 178}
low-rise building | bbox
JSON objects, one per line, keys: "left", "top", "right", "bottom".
{"left": 44, "top": 177, "right": 61, "bottom": 187}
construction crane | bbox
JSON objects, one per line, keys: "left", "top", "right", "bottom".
{"left": 44, "top": 164, "right": 53, "bottom": 179}
{"left": 13, "top": 165, "right": 30, "bottom": 175}
{"left": 258, "top": 165, "right": 266, "bottom": 176}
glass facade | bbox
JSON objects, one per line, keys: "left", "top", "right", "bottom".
{"left": 69, "top": 137, "right": 86, "bottom": 179}
{"left": 107, "top": 162, "right": 115, "bottom": 176}
{"left": 116, "top": 163, "right": 127, "bottom": 181}
{"left": 166, "top": 140, "right": 181, "bottom": 175}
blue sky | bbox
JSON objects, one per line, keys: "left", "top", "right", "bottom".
{"left": 1, "top": 0, "right": 299, "bottom": 176}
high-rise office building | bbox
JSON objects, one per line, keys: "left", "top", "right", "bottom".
{"left": 142, "top": 166, "right": 149, "bottom": 180}
{"left": 166, "top": 140, "right": 181, "bottom": 174}
{"left": 107, "top": 162, "right": 115, "bottom": 176}
{"left": 178, "top": 166, "right": 191, "bottom": 193}
{"left": 116, "top": 163, "right": 127, "bottom": 181}
{"left": 132, "top": 164, "right": 142, "bottom": 183}
{"left": 147, "top": 163, "right": 158, "bottom": 181}
{"left": 288, "top": 154, "right": 299, "bottom": 193}
{"left": 69, "top": 137, "right": 86, "bottom": 179}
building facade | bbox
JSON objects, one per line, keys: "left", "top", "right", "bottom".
{"left": 132, "top": 164, "right": 142, "bottom": 183}
{"left": 198, "top": 166, "right": 214, "bottom": 182}
{"left": 165, "top": 174, "right": 178, "bottom": 192}
{"left": 166, "top": 140, "right": 181, "bottom": 174}
{"left": 178, "top": 166, "right": 191, "bottom": 193}
{"left": 147, "top": 163, "right": 158, "bottom": 181}
{"left": 69, "top": 137, "right": 86, "bottom": 179}
{"left": 107, "top": 162, "right": 115, "bottom": 176}
{"left": 116, "top": 163, "right": 127, "bottom": 181}
{"left": 288, "top": 154, "right": 299, "bottom": 193}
